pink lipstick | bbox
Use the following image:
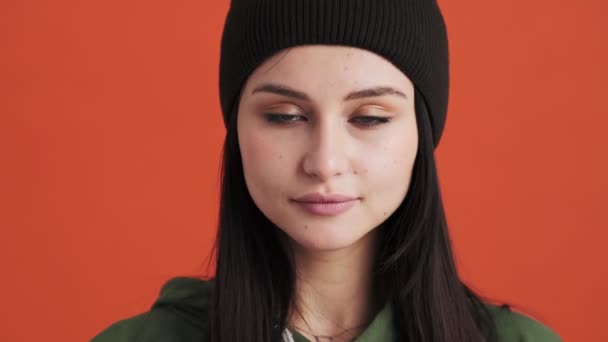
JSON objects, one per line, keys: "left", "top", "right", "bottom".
{"left": 292, "top": 193, "right": 359, "bottom": 216}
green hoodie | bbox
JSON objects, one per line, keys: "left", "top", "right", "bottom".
{"left": 91, "top": 277, "right": 562, "bottom": 342}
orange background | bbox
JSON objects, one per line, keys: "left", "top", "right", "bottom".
{"left": 1, "top": 0, "right": 606, "bottom": 341}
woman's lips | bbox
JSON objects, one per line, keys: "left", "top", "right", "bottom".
{"left": 292, "top": 199, "right": 358, "bottom": 216}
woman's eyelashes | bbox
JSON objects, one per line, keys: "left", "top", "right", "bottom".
{"left": 264, "top": 113, "right": 305, "bottom": 125}
{"left": 263, "top": 113, "right": 391, "bottom": 127}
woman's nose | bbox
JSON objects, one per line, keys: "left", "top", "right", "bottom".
{"left": 301, "top": 120, "right": 350, "bottom": 181}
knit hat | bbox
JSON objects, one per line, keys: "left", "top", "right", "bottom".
{"left": 219, "top": 0, "right": 450, "bottom": 148}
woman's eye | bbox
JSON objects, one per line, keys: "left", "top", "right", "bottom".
{"left": 264, "top": 113, "right": 306, "bottom": 125}
{"left": 351, "top": 116, "right": 391, "bottom": 127}
{"left": 263, "top": 113, "right": 391, "bottom": 127}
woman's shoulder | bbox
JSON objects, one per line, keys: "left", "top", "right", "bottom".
{"left": 91, "top": 277, "right": 213, "bottom": 342}
{"left": 483, "top": 302, "right": 562, "bottom": 342}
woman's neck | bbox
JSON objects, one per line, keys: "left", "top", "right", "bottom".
{"left": 287, "top": 229, "right": 381, "bottom": 341}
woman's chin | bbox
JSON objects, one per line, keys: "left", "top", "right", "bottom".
{"left": 288, "top": 229, "right": 368, "bottom": 252}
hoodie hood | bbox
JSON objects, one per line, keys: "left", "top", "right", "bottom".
{"left": 150, "top": 276, "right": 213, "bottom": 326}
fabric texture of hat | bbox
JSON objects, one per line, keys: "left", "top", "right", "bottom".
{"left": 219, "top": 0, "right": 450, "bottom": 148}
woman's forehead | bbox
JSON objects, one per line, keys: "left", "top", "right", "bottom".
{"left": 244, "top": 45, "right": 414, "bottom": 96}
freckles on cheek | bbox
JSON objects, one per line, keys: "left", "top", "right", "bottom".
{"left": 242, "top": 128, "right": 292, "bottom": 170}
{"left": 376, "top": 145, "right": 414, "bottom": 178}
{"left": 374, "top": 143, "right": 402, "bottom": 168}
{"left": 256, "top": 146, "right": 290, "bottom": 177}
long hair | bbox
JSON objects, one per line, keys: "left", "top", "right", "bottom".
{"left": 207, "top": 87, "right": 498, "bottom": 341}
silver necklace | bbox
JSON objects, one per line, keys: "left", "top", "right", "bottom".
{"left": 290, "top": 308, "right": 368, "bottom": 342}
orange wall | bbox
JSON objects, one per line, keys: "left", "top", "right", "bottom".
{"left": 1, "top": 1, "right": 606, "bottom": 341}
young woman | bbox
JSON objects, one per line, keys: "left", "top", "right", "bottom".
{"left": 93, "top": 0, "right": 562, "bottom": 341}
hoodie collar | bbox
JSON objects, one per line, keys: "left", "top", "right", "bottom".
{"left": 152, "top": 277, "right": 395, "bottom": 341}
{"left": 287, "top": 301, "right": 395, "bottom": 342}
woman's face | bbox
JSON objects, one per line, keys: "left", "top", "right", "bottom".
{"left": 237, "top": 45, "right": 418, "bottom": 252}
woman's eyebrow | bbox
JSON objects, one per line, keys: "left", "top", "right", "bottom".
{"left": 344, "top": 86, "right": 407, "bottom": 101}
{"left": 252, "top": 83, "right": 310, "bottom": 101}
{"left": 251, "top": 83, "right": 407, "bottom": 101}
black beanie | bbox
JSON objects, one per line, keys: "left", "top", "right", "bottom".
{"left": 219, "top": 0, "right": 450, "bottom": 148}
